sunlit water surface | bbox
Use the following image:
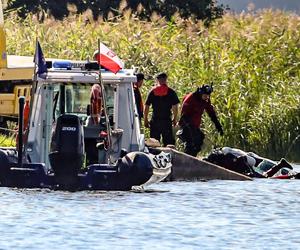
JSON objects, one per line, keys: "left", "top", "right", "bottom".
{"left": 1, "top": 164, "right": 300, "bottom": 250}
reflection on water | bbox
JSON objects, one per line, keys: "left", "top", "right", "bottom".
{"left": 0, "top": 164, "right": 300, "bottom": 250}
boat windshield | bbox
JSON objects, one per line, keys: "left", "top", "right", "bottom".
{"left": 65, "top": 84, "right": 90, "bottom": 115}
{"left": 52, "top": 83, "right": 115, "bottom": 123}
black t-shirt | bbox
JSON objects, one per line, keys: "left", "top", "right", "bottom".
{"left": 145, "top": 87, "right": 180, "bottom": 121}
{"left": 134, "top": 87, "right": 143, "bottom": 119}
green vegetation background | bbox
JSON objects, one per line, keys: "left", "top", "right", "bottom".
{"left": 3, "top": 9, "right": 300, "bottom": 161}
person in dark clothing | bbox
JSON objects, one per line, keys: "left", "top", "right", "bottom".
{"left": 177, "top": 84, "right": 223, "bottom": 156}
{"left": 144, "top": 72, "right": 180, "bottom": 146}
{"left": 133, "top": 73, "right": 145, "bottom": 121}
{"left": 204, "top": 147, "right": 298, "bottom": 179}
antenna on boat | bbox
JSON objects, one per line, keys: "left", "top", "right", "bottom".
{"left": 97, "top": 38, "right": 113, "bottom": 163}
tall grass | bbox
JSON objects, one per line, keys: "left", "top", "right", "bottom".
{"left": 4, "top": 9, "right": 300, "bottom": 161}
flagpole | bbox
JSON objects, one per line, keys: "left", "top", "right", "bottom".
{"left": 29, "top": 38, "right": 38, "bottom": 128}
{"left": 22, "top": 38, "right": 38, "bottom": 153}
{"left": 33, "top": 38, "right": 38, "bottom": 94}
{"left": 98, "top": 39, "right": 112, "bottom": 162}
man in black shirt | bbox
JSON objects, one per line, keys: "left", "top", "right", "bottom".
{"left": 133, "top": 73, "right": 145, "bottom": 121}
{"left": 144, "top": 72, "right": 180, "bottom": 146}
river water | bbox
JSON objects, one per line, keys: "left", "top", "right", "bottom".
{"left": 1, "top": 164, "right": 299, "bottom": 250}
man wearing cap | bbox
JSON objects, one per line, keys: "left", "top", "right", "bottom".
{"left": 144, "top": 72, "right": 180, "bottom": 146}
{"left": 133, "top": 73, "right": 145, "bottom": 122}
{"left": 177, "top": 84, "right": 223, "bottom": 156}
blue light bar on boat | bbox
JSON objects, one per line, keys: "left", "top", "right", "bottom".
{"left": 51, "top": 61, "right": 100, "bottom": 71}
{"left": 52, "top": 60, "right": 72, "bottom": 70}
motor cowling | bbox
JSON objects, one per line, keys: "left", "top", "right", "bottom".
{"left": 49, "top": 114, "right": 84, "bottom": 189}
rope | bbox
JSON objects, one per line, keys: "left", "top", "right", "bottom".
{"left": 0, "top": 115, "right": 18, "bottom": 120}
{"left": 0, "top": 127, "right": 17, "bottom": 133}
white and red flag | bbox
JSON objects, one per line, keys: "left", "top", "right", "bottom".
{"left": 94, "top": 42, "right": 124, "bottom": 74}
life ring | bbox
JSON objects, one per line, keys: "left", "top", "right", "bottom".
{"left": 90, "top": 84, "right": 102, "bottom": 125}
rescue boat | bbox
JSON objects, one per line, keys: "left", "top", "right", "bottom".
{"left": 0, "top": 60, "right": 172, "bottom": 190}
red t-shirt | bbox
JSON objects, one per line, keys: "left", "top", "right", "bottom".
{"left": 180, "top": 93, "right": 217, "bottom": 128}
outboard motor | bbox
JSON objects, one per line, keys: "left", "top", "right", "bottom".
{"left": 49, "top": 114, "right": 85, "bottom": 189}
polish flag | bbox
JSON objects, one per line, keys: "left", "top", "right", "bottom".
{"left": 94, "top": 42, "right": 124, "bottom": 74}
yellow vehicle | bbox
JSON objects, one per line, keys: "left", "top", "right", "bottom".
{"left": 0, "top": 0, "right": 33, "bottom": 131}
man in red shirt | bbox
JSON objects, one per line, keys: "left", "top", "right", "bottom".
{"left": 177, "top": 84, "right": 223, "bottom": 156}
{"left": 144, "top": 72, "right": 180, "bottom": 146}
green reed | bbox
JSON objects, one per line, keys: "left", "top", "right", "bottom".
{"left": 4, "top": 9, "right": 300, "bottom": 161}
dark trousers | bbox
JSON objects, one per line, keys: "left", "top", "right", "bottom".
{"left": 178, "top": 125, "right": 204, "bottom": 157}
{"left": 150, "top": 119, "right": 175, "bottom": 146}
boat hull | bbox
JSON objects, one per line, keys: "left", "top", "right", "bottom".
{"left": 160, "top": 148, "right": 252, "bottom": 181}
{"left": 0, "top": 149, "right": 170, "bottom": 190}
